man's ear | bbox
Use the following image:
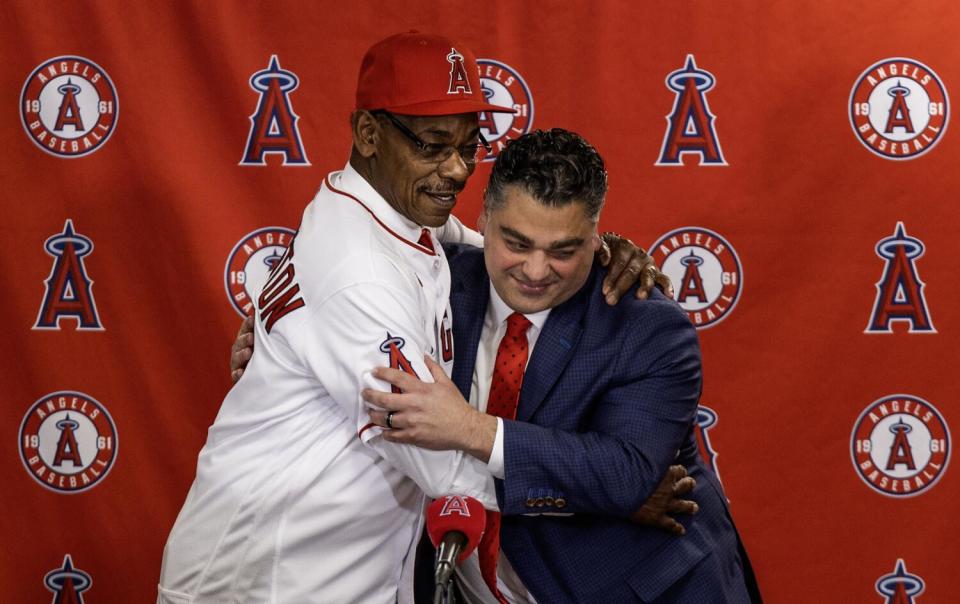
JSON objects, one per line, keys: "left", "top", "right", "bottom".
{"left": 477, "top": 206, "right": 488, "bottom": 235}
{"left": 352, "top": 110, "right": 379, "bottom": 158}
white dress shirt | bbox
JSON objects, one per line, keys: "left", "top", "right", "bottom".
{"left": 458, "top": 283, "right": 550, "bottom": 604}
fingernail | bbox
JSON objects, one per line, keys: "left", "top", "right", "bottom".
{"left": 606, "top": 294, "right": 616, "bottom": 304}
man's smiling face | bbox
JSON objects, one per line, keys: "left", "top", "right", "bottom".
{"left": 369, "top": 112, "right": 480, "bottom": 227}
{"left": 480, "top": 184, "right": 600, "bottom": 314}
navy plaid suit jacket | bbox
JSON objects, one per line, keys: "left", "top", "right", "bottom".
{"left": 443, "top": 245, "right": 759, "bottom": 603}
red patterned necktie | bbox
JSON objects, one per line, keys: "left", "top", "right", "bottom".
{"left": 478, "top": 311, "right": 532, "bottom": 603}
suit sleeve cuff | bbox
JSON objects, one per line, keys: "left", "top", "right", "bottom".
{"left": 487, "top": 417, "right": 505, "bottom": 479}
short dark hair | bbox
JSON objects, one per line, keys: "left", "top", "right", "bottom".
{"left": 484, "top": 128, "right": 607, "bottom": 220}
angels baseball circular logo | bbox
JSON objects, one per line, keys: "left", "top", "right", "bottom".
{"left": 20, "top": 56, "right": 118, "bottom": 158}
{"left": 851, "top": 394, "right": 950, "bottom": 497}
{"left": 225, "top": 227, "right": 296, "bottom": 317}
{"left": 19, "top": 391, "right": 118, "bottom": 494}
{"left": 476, "top": 59, "right": 533, "bottom": 162}
{"left": 650, "top": 227, "right": 742, "bottom": 329}
{"left": 849, "top": 58, "right": 949, "bottom": 160}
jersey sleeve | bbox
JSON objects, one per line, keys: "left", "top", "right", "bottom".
{"left": 436, "top": 214, "right": 484, "bottom": 248}
{"left": 293, "top": 278, "right": 497, "bottom": 509}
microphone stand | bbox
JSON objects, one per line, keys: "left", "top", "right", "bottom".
{"left": 433, "top": 533, "right": 466, "bottom": 604}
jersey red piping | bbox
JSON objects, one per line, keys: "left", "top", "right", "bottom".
{"left": 358, "top": 422, "right": 378, "bottom": 439}
{"left": 325, "top": 175, "right": 437, "bottom": 256}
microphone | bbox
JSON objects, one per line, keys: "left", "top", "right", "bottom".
{"left": 426, "top": 495, "right": 487, "bottom": 600}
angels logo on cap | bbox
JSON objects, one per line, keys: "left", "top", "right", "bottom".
{"left": 20, "top": 55, "right": 118, "bottom": 158}
{"left": 355, "top": 31, "right": 515, "bottom": 117}
{"left": 849, "top": 57, "right": 949, "bottom": 160}
{"left": 446, "top": 48, "right": 472, "bottom": 94}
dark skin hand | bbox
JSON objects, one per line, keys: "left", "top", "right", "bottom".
{"left": 598, "top": 232, "right": 674, "bottom": 304}
{"left": 632, "top": 465, "right": 698, "bottom": 535}
{"left": 230, "top": 315, "right": 254, "bottom": 383}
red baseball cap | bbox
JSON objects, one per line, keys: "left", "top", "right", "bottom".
{"left": 356, "top": 31, "right": 515, "bottom": 116}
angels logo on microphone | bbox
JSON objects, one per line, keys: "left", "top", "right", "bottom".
{"left": 651, "top": 227, "right": 742, "bottom": 329}
{"left": 866, "top": 222, "right": 935, "bottom": 334}
{"left": 19, "top": 391, "right": 118, "bottom": 494}
{"left": 850, "top": 58, "right": 949, "bottom": 160}
{"left": 34, "top": 219, "right": 103, "bottom": 331}
{"left": 851, "top": 394, "right": 950, "bottom": 497}
{"left": 44, "top": 555, "right": 92, "bottom": 603}
{"left": 696, "top": 406, "right": 722, "bottom": 482}
{"left": 438, "top": 495, "right": 472, "bottom": 516}
{"left": 876, "top": 559, "right": 925, "bottom": 604}
{"left": 20, "top": 56, "right": 118, "bottom": 158}
{"left": 476, "top": 59, "right": 533, "bottom": 162}
{"left": 225, "top": 227, "right": 296, "bottom": 317}
{"left": 656, "top": 55, "right": 726, "bottom": 166}
{"left": 240, "top": 56, "right": 310, "bottom": 166}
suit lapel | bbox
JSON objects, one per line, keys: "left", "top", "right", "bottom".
{"left": 448, "top": 253, "right": 489, "bottom": 399}
{"left": 517, "top": 281, "right": 590, "bottom": 422}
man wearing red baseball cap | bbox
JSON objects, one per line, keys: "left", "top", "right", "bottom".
{"left": 158, "top": 31, "right": 519, "bottom": 604}
{"left": 159, "top": 32, "right": 662, "bottom": 604}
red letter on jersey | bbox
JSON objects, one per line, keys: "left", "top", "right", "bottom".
{"left": 258, "top": 263, "right": 305, "bottom": 334}
{"left": 379, "top": 335, "right": 420, "bottom": 393}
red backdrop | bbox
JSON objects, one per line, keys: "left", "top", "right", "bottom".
{"left": 3, "top": 1, "right": 958, "bottom": 601}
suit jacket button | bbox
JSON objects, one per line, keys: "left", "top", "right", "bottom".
{"left": 525, "top": 498, "right": 537, "bottom": 507}
{"left": 535, "top": 497, "right": 545, "bottom": 507}
{"left": 555, "top": 498, "right": 566, "bottom": 508}
{"left": 544, "top": 496, "right": 555, "bottom": 506}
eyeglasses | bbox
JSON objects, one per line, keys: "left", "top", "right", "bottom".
{"left": 374, "top": 110, "right": 491, "bottom": 165}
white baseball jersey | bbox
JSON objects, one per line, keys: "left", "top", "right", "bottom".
{"left": 158, "top": 163, "right": 495, "bottom": 604}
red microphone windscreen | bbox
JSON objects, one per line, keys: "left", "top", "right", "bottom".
{"left": 426, "top": 495, "right": 487, "bottom": 563}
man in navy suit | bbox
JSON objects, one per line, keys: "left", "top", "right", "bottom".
{"left": 365, "top": 129, "right": 760, "bottom": 603}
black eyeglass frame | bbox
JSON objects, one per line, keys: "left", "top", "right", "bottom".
{"left": 372, "top": 110, "right": 492, "bottom": 164}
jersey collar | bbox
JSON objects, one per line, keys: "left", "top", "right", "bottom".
{"left": 326, "top": 162, "right": 436, "bottom": 256}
